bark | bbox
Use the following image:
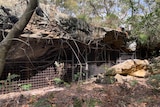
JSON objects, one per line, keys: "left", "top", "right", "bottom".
{"left": 0, "top": 0, "right": 38, "bottom": 77}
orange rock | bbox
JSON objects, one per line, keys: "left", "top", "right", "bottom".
{"left": 107, "top": 59, "right": 149, "bottom": 77}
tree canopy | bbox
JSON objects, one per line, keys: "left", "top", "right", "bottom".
{"left": 49, "top": 0, "right": 160, "bottom": 49}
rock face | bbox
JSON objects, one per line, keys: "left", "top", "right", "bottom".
{"left": 106, "top": 59, "right": 150, "bottom": 77}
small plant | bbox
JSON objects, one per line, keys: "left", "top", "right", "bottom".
{"left": 85, "top": 98, "right": 101, "bottom": 107}
{"left": 6, "top": 73, "right": 20, "bottom": 81}
{"left": 0, "top": 73, "right": 20, "bottom": 91}
{"left": 73, "top": 98, "right": 101, "bottom": 107}
{"left": 74, "top": 72, "right": 80, "bottom": 81}
{"left": 33, "top": 98, "right": 52, "bottom": 107}
{"left": 0, "top": 84, "right": 2, "bottom": 89}
{"left": 21, "top": 84, "right": 32, "bottom": 91}
{"left": 74, "top": 72, "right": 86, "bottom": 82}
{"left": 28, "top": 95, "right": 38, "bottom": 104}
{"left": 96, "top": 74, "right": 115, "bottom": 84}
{"left": 138, "top": 33, "right": 149, "bottom": 45}
{"left": 53, "top": 78, "right": 64, "bottom": 85}
{"left": 147, "top": 74, "right": 160, "bottom": 89}
{"left": 0, "top": 73, "right": 20, "bottom": 84}
{"left": 108, "top": 76, "right": 116, "bottom": 84}
{"left": 129, "top": 80, "right": 138, "bottom": 87}
{"left": 73, "top": 98, "right": 83, "bottom": 107}
{"left": 53, "top": 77, "right": 70, "bottom": 87}
{"left": 105, "top": 68, "right": 115, "bottom": 76}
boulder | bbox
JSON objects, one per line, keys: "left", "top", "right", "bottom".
{"left": 106, "top": 59, "right": 150, "bottom": 77}
{"left": 130, "top": 69, "right": 147, "bottom": 77}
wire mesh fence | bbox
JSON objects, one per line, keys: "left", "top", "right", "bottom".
{"left": 0, "top": 49, "right": 126, "bottom": 95}
{"left": 0, "top": 62, "right": 57, "bottom": 94}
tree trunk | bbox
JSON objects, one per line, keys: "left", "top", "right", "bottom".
{"left": 0, "top": 0, "right": 38, "bottom": 77}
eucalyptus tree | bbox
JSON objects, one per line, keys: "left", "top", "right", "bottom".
{"left": 126, "top": 0, "right": 160, "bottom": 48}
{"left": 48, "top": 0, "right": 159, "bottom": 47}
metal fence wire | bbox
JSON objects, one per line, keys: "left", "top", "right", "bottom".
{"left": 0, "top": 51, "right": 136, "bottom": 95}
{"left": 0, "top": 61, "right": 57, "bottom": 94}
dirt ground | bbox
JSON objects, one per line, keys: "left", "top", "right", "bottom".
{"left": 0, "top": 78, "right": 160, "bottom": 107}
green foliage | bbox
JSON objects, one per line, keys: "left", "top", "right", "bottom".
{"left": 147, "top": 74, "right": 160, "bottom": 89}
{"left": 91, "top": 16, "right": 103, "bottom": 26}
{"left": 74, "top": 72, "right": 80, "bottom": 81}
{"left": 48, "top": 0, "right": 159, "bottom": 45}
{"left": 95, "top": 66, "right": 116, "bottom": 84}
{"left": 63, "top": 0, "right": 78, "bottom": 10}
{"left": 0, "top": 73, "right": 20, "bottom": 84}
{"left": 74, "top": 72, "right": 86, "bottom": 82}
{"left": 21, "top": 84, "right": 32, "bottom": 91}
{"left": 105, "top": 13, "right": 119, "bottom": 28}
{"left": 77, "top": 14, "right": 88, "bottom": 21}
{"left": 150, "top": 57, "right": 160, "bottom": 71}
{"left": 105, "top": 76, "right": 116, "bottom": 84}
{"left": 129, "top": 80, "right": 138, "bottom": 87}
{"left": 127, "top": 1, "right": 160, "bottom": 49}
{"left": 73, "top": 98, "right": 101, "bottom": 107}
{"left": 0, "top": 73, "right": 20, "bottom": 91}
{"left": 138, "top": 34, "right": 149, "bottom": 45}
{"left": 0, "top": 84, "right": 2, "bottom": 89}
{"left": 155, "top": 8, "right": 160, "bottom": 16}
{"left": 6, "top": 73, "right": 20, "bottom": 82}
{"left": 53, "top": 77, "right": 70, "bottom": 87}
{"left": 73, "top": 98, "right": 83, "bottom": 107}
{"left": 105, "top": 68, "right": 114, "bottom": 75}
{"left": 85, "top": 98, "right": 101, "bottom": 107}
{"left": 106, "top": 13, "right": 119, "bottom": 20}
{"left": 53, "top": 77, "right": 64, "bottom": 85}
{"left": 7, "top": 73, "right": 20, "bottom": 91}
{"left": 34, "top": 98, "right": 52, "bottom": 107}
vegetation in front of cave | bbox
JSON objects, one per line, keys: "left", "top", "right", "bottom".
{"left": 53, "top": 77, "right": 70, "bottom": 87}
{"left": 73, "top": 97, "right": 101, "bottom": 107}
{"left": 21, "top": 84, "right": 32, "bottom": 91}
{"left": 33, "top": 97, "right": 52, "bottom": 107}
{"left": 129, "top": 80, "right": 138, "bottom": 87}
{"left": 0, "top": 73, "right": 20, "bottom": 91}
{"left": 147, "top": 74, "right": 160, "bottom": 89}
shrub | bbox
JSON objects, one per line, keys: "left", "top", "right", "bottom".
{"left": 147, "top": 74, "right": 160, "bottom": 89}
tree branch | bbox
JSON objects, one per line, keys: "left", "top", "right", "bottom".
{"left": 0, "top": 0, "right": 38, "bottom": 77}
